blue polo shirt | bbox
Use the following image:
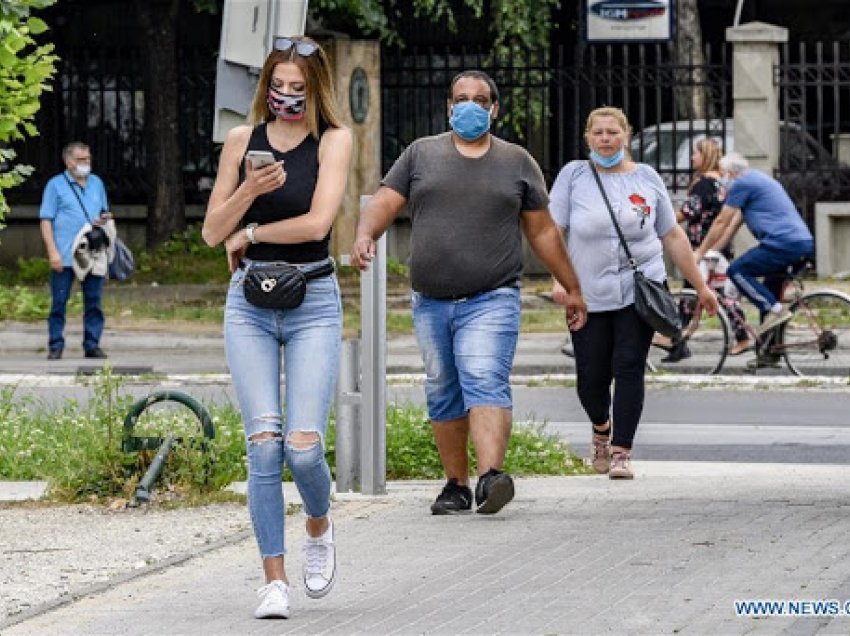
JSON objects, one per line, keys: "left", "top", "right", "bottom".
{"left": 39, "top": 171, "right": 109, "bottom": 266}
{"left": 725, "top": 169, "right": 813, "bottom": 251}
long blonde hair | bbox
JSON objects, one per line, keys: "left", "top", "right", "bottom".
{"left": 248, "top": 36, "right": 342, "bottom": 138}
{"left": 695, "top": 137, "right": 722, "bottom": 174}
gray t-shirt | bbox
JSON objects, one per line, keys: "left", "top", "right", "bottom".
{"left": 382, "top": 132, "right": 549, "bottom": 299}
{"left": 549, "top": 161, "right": 677, "bottom": 312}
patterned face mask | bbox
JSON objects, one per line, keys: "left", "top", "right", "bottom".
{"left": 267, "top": 86, "right": 306, "bottom": 120}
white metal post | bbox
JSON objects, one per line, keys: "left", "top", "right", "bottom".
{"left": 334, "top": 339, "right": 361, "bottom": 492}
{"left": 359, "top": 196, "right": 387, "bottom": 495}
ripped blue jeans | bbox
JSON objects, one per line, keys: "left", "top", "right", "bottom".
{"left": 224, "top": 261, "right": 341, "bottom": 558}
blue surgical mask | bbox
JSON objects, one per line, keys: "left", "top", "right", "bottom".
{"left": 449, "top": 101, "right": 493, "bottom": 141}
{"left": 589, "top": 148, "right": 625, "bottom": 168}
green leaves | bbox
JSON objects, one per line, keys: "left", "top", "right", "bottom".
{"left": 26, "top": 16, "right": 48, "bottom": 34}
{"left": 0, "top": 385, "right": 588, "bottom": 503}
{"left": 0, "top": 0, "right": 58, "bottom": 225}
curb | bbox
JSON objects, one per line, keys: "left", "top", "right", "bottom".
{"left": 1, "top": 372, "right": 847, "bottom": 391}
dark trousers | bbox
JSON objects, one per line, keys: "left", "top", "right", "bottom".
{"left": 571, "top": 305, "right": 654, "bottom": 450}
{"left": 727, "top": 242, "right": 813, "bottom": 315}
{"left": 48, "top": 267, "right": 105, "bottom": 352}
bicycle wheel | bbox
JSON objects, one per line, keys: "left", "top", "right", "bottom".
{"left": 780, "top": 290, "right": 850, "bottom": 377}
{"left": 647, "top": 289, "right": 730, "bottom": 375}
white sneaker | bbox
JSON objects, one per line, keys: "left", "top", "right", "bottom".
{"left": 303, "top": 520, "right": 336, "bottom": 599}
{"left": 756, "top": 308, "right": 792, "bottom": 336}
{"left": 254, "top": 580, "right": 290, "bottom": 619}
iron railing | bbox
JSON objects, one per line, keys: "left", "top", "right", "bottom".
{"left": 776, "top": 41, "right": 850, "bottom": 227}
{"left": 10, "top": 45, "right": 217, "bottom": 205}
{"left": 382, "top": 42, "right": 732, "bottom": 191}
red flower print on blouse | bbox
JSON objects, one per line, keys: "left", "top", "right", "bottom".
{"left": 628, "top": 193, "right": 651, "bottom": 228}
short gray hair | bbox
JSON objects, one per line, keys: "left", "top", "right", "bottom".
{"left": 719, "top": 152, "right": 749, "bottom": 176}
{"left": 62, "top": 142, "right": 89, "bottom": 162}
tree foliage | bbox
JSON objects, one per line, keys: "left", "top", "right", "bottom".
{"left": 0, "top": 0, "right": 57, "bottom": 227}
{"left": 193, "top": 0, "right": 557, "bottom": 53}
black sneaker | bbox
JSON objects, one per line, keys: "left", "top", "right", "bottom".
{"left": 474, "top": 469, "right": 515, "bottom": 515}
{"left": 84, "top": 347, "right": 107, "bottom": 359}
{"left": 47, "top": 349, "right": 63, "bottom": 360}
{"left": 661, "top": 340, "right": 691, "bottom": 363}
{"left": 430, "top": 478, "right": 472, "bottom": 515}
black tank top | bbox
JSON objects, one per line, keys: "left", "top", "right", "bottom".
{"left": 242, "top": 123, "right": 330, "bottom": 263}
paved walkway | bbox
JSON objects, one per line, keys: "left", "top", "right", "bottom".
{"left": 4, "top": 464, "right": 850, "bottom": 634}
{"left": 0, "top": 321, "right": 569, "bottom": 376}
{"left": 2, "top": 321, "right": 849, "bottom": 633}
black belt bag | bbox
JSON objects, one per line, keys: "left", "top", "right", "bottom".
{"left": 243, "top": 261, "right": 335, "bottom": 309}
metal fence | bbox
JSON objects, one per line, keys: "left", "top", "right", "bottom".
{"left": 380, "top": 46, "right": 554, "bottom": 177}
{"left": 776, "top": 41, "right": 850, "bottom": 227}
{"left": 10, "top": 46, "right": 216, "bottom": 205}
{"left": 381, "top": 42, "right": 733, "bottom": 191}
{"left": 17, "top": 37, "right": 850, "bottom": 227}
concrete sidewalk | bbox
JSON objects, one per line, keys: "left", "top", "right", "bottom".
{"left": 4, "top": 463, "right": 850, "bottom": 634}
{"left": 0, "top": 321, "right": 568, "bottom": 377}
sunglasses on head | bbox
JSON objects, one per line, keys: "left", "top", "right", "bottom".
{"left": 273, "top": 37, "right": 319, "bottom": 57}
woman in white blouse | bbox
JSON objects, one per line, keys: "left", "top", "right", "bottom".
{"left": 549, "top": 107, "right": 717, "bottom": 480}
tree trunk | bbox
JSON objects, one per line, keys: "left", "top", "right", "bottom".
{"left": 673, "top": 0, "right": 707, "bottom": 120}
{"left": 136, "top": 0, "right": 185, "bottom": 248}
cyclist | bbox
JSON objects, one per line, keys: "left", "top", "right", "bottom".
{"left": 694, "top": 152, "right": 814, "bottom": 364}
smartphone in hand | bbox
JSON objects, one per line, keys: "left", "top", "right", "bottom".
{"left": 245, "top": 150, "right": 277, "bottom": 169}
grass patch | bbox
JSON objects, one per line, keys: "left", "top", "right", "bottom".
{"left": 521, "top": 308, "right": 569, "bottom": 332}
{"left": 0, "top": 373, "right": 587, "bottom": 504}
{"left": 364, "top": 402, "right": 588, "bottom": 480}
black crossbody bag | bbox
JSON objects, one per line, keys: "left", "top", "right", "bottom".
{"left": 588, "top": 161, "right": 682, "bottom": 338}
{"left": 243, "top": 260, "right": 335, "bottom": 309}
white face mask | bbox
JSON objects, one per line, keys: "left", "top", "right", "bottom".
{"left": 72, "top": 163, "right": 91, "bottom": 178}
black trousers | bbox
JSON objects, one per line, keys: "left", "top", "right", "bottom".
{"left": 571, "top": 305, "right": 654, "bottom": 450}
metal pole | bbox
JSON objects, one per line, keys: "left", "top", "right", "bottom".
{"left": 130, "top": 433, "right": 177, "bottom": 506}
{"left": 359, "top": 195, "right": 387, "bottom": 495}
{"left": 733, "top": 0, "right": 745, "bottom": 27}
{"left": 335, "top": 339, "right": 361, "bottom": 492}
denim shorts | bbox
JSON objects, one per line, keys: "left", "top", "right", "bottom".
{"left": 411, "top": 287, "right": 520, "bottom": 422}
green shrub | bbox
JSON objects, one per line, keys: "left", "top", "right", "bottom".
{"left": 15, "top": 256, "right": 51, "bottom": 284}
{"left": 0, "top": 375, "right": 588, "bottom": 503}
{"left": 0, "top": 284, "right": 80, "bottom": 320}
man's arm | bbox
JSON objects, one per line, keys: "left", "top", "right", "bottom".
{"left": 39, "top": 181, "right": 62, "bottom": 272}
{"left": 40, "top": 219, "right": 62, "bottom": 272}
{"left": 350, "top": 186, "right": 407, "bottom": 270}
{"left": 663, "top": 225, "right": 719, "bottom": 317}
{"left": 521, "top": 209, "right": 587, "bottom": 330}
{"left": 694, "top": 204, "right": 742, "bottom": 260}
{"left": 713, "top": 208, "right": 743, "bottom": 255}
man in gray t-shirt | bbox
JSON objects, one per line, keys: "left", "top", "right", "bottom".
{"left": 351, "top": 70, "right": 586, "bottom": 517}
{"left": 382, "top": 131, "right": 550, "bottom": 299}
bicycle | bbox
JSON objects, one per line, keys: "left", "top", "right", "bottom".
{"left": 647, "top": 257, "right": 850, "bottom": 376}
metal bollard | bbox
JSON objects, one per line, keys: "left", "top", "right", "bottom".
{"left": 359, "top": 227, "right": 387, "bottom": 495}
{"left": 122, "top": 390, "right": 215, "bottom": 507}
{"left": 333, "top": 196, "right": 387, "bottom": 495}
{"left": 335, "top": 339, "right": 361, "bottom": 492}
{"left": 130, "top": 434, "right": 178, "bottom": 506}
